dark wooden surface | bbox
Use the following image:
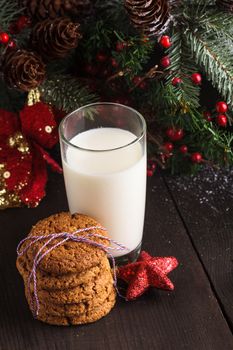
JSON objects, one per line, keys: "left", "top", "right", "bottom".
{"left": 1, "top": 171, "right": 233, "bottom": 350}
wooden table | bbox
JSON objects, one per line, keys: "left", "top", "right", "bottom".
{"left": 1, "top": 170, "right": 233, "bottom": 350}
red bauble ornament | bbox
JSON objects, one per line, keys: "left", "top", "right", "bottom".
{"left": 216, "top": 101, "right": 228, "bottom": 113}
{"left": 172, "top": 77, "right": 182, "bottom": 86}
{"left": 179, "top": 145, "right": 188, "bottom": 154}
{"left": 163, "top": 142, "right": 174, "bottom": 152}
{"left": 116, "top": 41, "right": 126, "bottom": 52}
{"left": 96, "top": 52, "right": 108, "bottom": 62}
{"left": 217, "top": 114, "right": 227, "bottom": 127}
{"left": 191, "top": 73, "right": 202, "bottom": 85}
{"left": 166, "top": 128, "right": 184, "bottom": 141}
{"left": 191, "top": 152, "right": 202, "bottom": 163}
{"left": 159, "top": 35, "right": 171, "bottom": 48}
{"left": 0, "top": 32, "right": 10, "bottom": 44}
{"left": 160, "top": 56, "right": 171, "bottom": 68}
{"left": 118, "top": 251, "right": 178, "bottom": 300}
{"left": 203, "top": 111, "right": 211, "bottom": 122}
{"left": 111, "top": 58, "right": 118, "bottom": 67}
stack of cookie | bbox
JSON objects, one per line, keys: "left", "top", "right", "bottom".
{"left": 16, "top": 212, "right": 116, "bottom": 326}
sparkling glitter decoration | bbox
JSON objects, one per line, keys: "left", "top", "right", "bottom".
{"left": 118, "top": 250, "right": 178, "bottom": 300}
{"left": 0, "top": 103, "right": 61, "bottom": 209}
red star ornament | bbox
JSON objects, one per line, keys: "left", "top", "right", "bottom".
{"left": 117, "top": 251, "right": 178, "bottom": 300}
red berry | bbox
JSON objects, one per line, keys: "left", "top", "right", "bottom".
{"left": 159, "top": 35, "right": 171, "bottom": 48}
{"left": 217, "top": 114, "right": 227, "bottom": 127}
{"left": 216, "top": 101, "right": 228, "bottom": 113}
{"left": 111, "top": 58, "right": 118, "bottom": 67}
{"left": 173, "top": 129, "right": 184, "bottom": 141}
{"left": 203, "top": 111, "right": 211, "bottom": 122}
{"left": 172, "top": 77, "right": 182, "bottom": 86}
{"left": 148, "top": 160, "right": 156, "bottom": 170}
{"left": 166, "top": 128, "right": 184, "bottom": 141}
{"left": 180, "top": 145, "right": 188, "bottom": 154}
{"left": 96, "top": 52, "right": 108, "bottom": 62}
{"left": 191, "top": 152, "right": 202, "bottom": 163}
{"left": 191, "top": 73, "right": 202, "bottom": 85}
{"left": 165, "top": 128, "right": 175, "bottom": 139}
{"left": 160, "top": 56, "right": 171, "bottom": 68}
{"left": 8, "top": 40, "right": 16, "bottom": 49}
{"left": 164, "top": 142, "right": 174, "bottom": 152}
{"left": 116, "top": 41, "right": 126, "bottom": 52}
{"left": 147, "top": 169, "right": 154, "bottom": 177}
{"left": 0, "top": 32, "right": 10, "bottom": 44}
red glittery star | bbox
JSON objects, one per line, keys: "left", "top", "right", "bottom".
{"left": 117, "top": 251, "right": 178, "bottom": 300}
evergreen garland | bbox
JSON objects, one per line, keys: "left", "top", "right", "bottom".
{"left": 0, "top": 0, "right": 233, "bottom": 174}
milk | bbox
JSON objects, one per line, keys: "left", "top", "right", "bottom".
{"left": 62, "top": 127, "right": 146, "bottom": 257}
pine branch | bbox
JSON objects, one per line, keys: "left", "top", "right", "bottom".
{"left": 0, "top": 1, "right": 23, "bottom": 31}
{"left": 0, "top": 77, "right": 26, "bottom": 112}
{"left": 39, "top": 75, "right": 99, "bottom": 115}
{"left": 185, "top": 29, "right": 233, "bottom": 109}
{"left": 165, "top": 28, "right": 201, "bottom": 109}
{"left": 112, "top": 32, "right": 155, "bottom": 79}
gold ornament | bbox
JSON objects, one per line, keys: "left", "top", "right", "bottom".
{"left": 8, "top": 132, "right": 30, "bottom": 154}
{"left": 27, "top": 88, "right": 41, "bottom": 106}
{"left": 0, "top": 164, "right": 22, "bottom": 209}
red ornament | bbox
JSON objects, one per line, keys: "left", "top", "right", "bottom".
{"left": 217, "top": 114, "right": 227, "bottom": 127}
{"left": 0, "top": 104, "right": 62, "bottom": 209}
{"left": 179, "top": 145, "right": 188, "bottom": 154}
{"left": 166, "top": 128, "right": 184, "bottom": 141}
{"left": 203, "top": 111, "right": 211, "bottom": 122}
{"left": 20, "top": 102, "right": 58, "bottom": 149}
{"left": 163, "top": 142, "right": 174, "bottom": 152}
{"left": 191, "top": 73, "right": 202, "bottom": 85}
{"left": 116, "top": 41, "right": 126, "bottom": 52}
{"left": 96, "top": 52, "right": 108, "bottom": 62}
{"left": 216, "top": 101, "right": 228, "bottom": 113}
{"left": 159, "top": 35, "right": 171, "bottom": 48}
{"left": 160, "top": 56, "right": 171, "bottom": 68}
{"left": 118, "top": 251, "right": 178, "bottom": 300}
{"left": 191, "top": 152, "right": 202, "bottom": 163}
{"left": 172, "top": 77, "right": 182, "bottom": 86}
{"left": 0, "top": 32, "right": 10, "bottom": 44}
{"left": 111, "top": 58, "right": 118, "bottom": 67}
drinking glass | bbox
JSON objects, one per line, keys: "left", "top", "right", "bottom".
{"left": 59, "top": 102, "right": 147, "bottom": 264}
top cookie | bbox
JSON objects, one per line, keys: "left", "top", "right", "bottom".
{"left": 18, "top": 212, "right": 110, "bottom": 275}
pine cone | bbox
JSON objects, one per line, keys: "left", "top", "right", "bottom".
{"left": 31, "top": 17, "right": 81, "bottom": 61}
{"left": 19, "top": 0, "right": 94, "bottom": 22}
{"left": 124, "top": 0, "right": 173, "bottom": 37}
{"left": 2, "top": 50, "right": 45, "bottom": 92}
{"left": 216, "top": 0, "right": 233, "bottom": 12}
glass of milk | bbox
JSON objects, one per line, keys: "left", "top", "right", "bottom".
{"left": 59, "top": 103, "right": 146, "bottom": 264}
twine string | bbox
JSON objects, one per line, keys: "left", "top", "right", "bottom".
{"left": 17, "top": 226, "right": 128, "bottom": 317}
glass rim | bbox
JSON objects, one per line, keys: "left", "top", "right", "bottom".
{"left": 59, "top": 102, "right": 146, "bottom": 153}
